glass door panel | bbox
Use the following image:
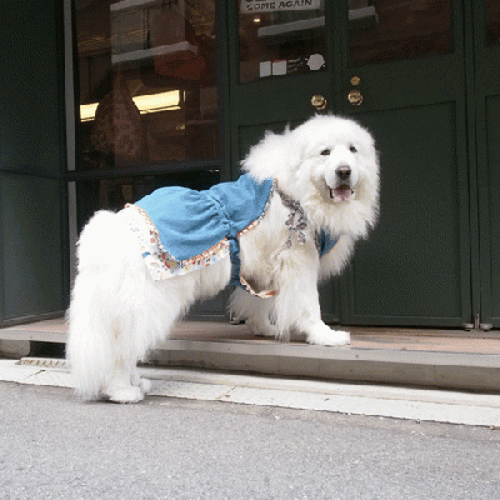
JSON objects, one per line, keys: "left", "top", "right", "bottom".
{"left": 486, "top": 0, "right": 500, "bottom": 45}
{"left": 238, "top": 0, "right": 326, "bottom": 83}
{"left": 349, "top": 0, "right": 452, "bottom": 67}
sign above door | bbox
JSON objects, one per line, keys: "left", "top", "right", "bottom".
{"left": 240, "top": 0, "right": 321, "bottom": 14}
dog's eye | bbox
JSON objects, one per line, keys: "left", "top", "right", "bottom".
{"left": 350, "top": 145, "right": 357, "bottom": 153}
{"left": 320, "top": 149, "right": 331, "bottom": 156}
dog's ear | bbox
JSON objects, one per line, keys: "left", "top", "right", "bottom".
{"left": 241, "top": 128, "right": 303, "bottom": 182}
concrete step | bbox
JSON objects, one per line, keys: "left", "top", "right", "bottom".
{"left": 1, "top": 318, "right": 499, "bottom": 392}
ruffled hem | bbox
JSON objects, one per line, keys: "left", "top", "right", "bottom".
{"left": 237, "top": 179, "right": 276, "bottom": 237}
{"left": 121, "top": 204, "right": 230, "bottom": 281}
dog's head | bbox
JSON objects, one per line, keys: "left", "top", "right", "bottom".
{"left": 242, "top": 114, "right": 380, "bottom": 239}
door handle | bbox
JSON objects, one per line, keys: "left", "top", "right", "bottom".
{"left": 348, "top": 89, "right": 364, "bottom": 106}
{"left": 311, "top": 94, "right": 327, "bottom": 110}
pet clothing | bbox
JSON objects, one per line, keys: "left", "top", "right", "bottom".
{"left": 122, "top": 174, "right": 338, "bottom": 295}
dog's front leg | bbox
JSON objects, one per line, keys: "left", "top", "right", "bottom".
{"left": 275, "top": 254, "right": 350, "bottom": 347}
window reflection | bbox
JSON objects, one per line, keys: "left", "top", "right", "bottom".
{"left": 349, "top": 0, "right": 451, "bottom": 67}
{"left": 239, "top": 0, "right": 326, "bottom": 83}
{"left": 486, "top": 0, "right": 500, "bottom": 46}
{"left": 75, "top": 0, "right": 218, "bottom": 170}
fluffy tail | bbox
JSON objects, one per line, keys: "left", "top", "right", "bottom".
{"left": 66, "top": 210, "right": 136, "bottom": 399}
{"left": 66, "top": 274, "right": 114, "bottom": 399}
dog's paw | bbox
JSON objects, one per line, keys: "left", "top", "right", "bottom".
{"left": 104, "top": 384, "right": 145, "bottom": 404}
{"left": 246, "top": 318, "right": 278, "bottom": 338}
{"left": 138, "top": 378, "right": 152, "bottom": 395}
{"left": 131, "top": 370, "right": 152, "bottom": 395}
{"left": 307, "top": 324, "right": 350, "bottom": 347}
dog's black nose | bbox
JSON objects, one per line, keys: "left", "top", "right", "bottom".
{"left": 336, "top": 166, "right": 351, "bottom": 181}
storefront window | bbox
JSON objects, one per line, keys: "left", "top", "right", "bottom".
{"left": 239, "top": 0, "right": 326, "bottom": 83}
{"left": 74, "top": 0, "right": 218, "bottom": 173}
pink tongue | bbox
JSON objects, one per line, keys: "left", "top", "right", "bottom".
{"left": 332, "top": 185, "right": 352, "bottom": 202}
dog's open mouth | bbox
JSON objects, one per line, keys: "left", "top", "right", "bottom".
{"left": 330, "top": 185, "right": 354, "bottom": 202}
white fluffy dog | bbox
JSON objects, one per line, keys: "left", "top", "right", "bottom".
{"left": 67, "top": 115, "right": 379, "bottom": 403}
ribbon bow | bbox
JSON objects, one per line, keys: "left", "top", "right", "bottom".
{"left": 277, "top": 189, "right": 308, "bottom": 248}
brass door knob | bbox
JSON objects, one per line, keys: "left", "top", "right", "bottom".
{"left": 311, "top": 94, "right": 327, "bottom": 110}
{"left": 348, "top": 89, "right": 364, "bottom": 106}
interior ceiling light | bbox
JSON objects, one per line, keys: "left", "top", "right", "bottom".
{"left": 80, "top": 90, "right": 181, "bottom": 122}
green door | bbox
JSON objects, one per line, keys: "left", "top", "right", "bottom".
{"left": 228, "top": 1, "right": 341, "bottom": 323}
{"left": 474, "top": 1, "right": 500, "bottom": 328}
{"left": 228, "top": 1, "right": 474, "bottom": 328}
{"left": 333, "top": 0, "right": 472, "bottom": 327}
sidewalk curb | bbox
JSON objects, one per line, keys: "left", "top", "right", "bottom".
{"left": 1, "top": 360, "right": 500, "bottom": 428}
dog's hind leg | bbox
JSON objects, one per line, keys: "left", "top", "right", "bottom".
{"left": 68, "top": 292, "right": 147, "bottom": 402}
{"left": 229, "top": 287, "right": 277, "bottom": 337}
{"left": 100, "top": 323, "right": 146, "bottom": 404}
{"left": 104, "top": 368, "right": 145, "bottom": 404}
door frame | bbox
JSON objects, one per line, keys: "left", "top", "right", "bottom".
{"left": 471, "top": 0, "right": 500, "bottom": 329}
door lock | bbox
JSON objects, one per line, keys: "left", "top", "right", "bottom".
{"left": 348, "top": 89, "right": 364, "bottom": 106}
{"left": 311, "top": 94, "right": 327, "bottom": 110}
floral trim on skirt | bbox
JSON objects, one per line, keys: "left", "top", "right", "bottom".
{"left": 121, "top": 204, "right": 230, "bottom": 281}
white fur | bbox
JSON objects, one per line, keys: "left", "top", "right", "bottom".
{"left": 67, "top": 115, "right": 379, "bottom": 402}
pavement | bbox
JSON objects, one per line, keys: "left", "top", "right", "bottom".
{"left": 3, "top": 382, "right": 499, "bottom": 500}
{"left": 1, "top": 318, "right": 500, "bottom": 428}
